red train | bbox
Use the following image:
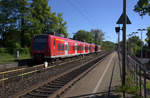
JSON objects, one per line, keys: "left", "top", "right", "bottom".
{"left": 30, "top": 34, "right": 101, "bottom": 61}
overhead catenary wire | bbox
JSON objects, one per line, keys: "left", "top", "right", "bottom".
{"left": 73, "top": 0, "right": 97, "bottom": 26}
{"left": 65, "top": 0, "right": 97, "bottom": 29}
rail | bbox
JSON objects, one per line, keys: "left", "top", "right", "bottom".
{"left": 0, "top": 54, "right": 98, "bottom": 88}
{"left": 14, "top": 51, "right": 111, "bottom": 98}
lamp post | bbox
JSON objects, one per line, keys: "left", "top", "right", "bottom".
{"left": 137, "top": 29, "right": 147, "bottom": 58}
{"left": 115, "top": 27, "right": 121, "bottom": 52}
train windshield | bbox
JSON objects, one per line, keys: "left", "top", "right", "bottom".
{"left": 33, "top": 35, "right": 48, "bottom": 51}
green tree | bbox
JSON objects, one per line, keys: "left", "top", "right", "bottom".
{"left": 101, "top": 41, "right": 116, "bottom": 51}
{"left": 127, "top": 36, "right": 144, "bottom": 56}
{"left": 134, "top": 0, "right": 150, "bottom": 58}
{"left": 73, "top": 30, "right": 94, "bottom": 43}
{"left": 0, "top": 0, "right": 20, "bottom": 47}
{"left": 16, "top": 0, "right": 29, "bottom": 47}
{"left": 145, "top": 27, "right": 150, "bottom": 47}
{"left": 27, "top": 0, "right": 51, "bottom": 37}
{"left": 56, "top": 13, "right": 68, "bottom": 37}
{"left": 90, "top": 29, "right": 104, "bottom": 45}
{"left": 134, "top": 0, "right": 150, "bottom": 16}
{"left": 0, "top": 0, "right": 68, "bottom": 51}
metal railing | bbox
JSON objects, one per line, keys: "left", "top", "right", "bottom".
{"left": 0, "top": 64, "right": 43, "bottom": 88}
{"left": 0, "top": 55, "right": 95, "bottom": 89}
{"left": 127, "top": 54, "right": 149, "bottom": 98}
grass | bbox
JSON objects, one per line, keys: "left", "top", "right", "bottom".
{"left": 0, "top": 53, "right": 30, "bottom": 64}
{"left": 146, "top": 82, "right": 150, "bottom": 91}
{"left": 115, "top": 71, "right": 140, "bottom": 97}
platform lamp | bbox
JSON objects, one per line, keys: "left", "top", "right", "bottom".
{"left": 115, "top": 27, "right": 121, "bottom": 52}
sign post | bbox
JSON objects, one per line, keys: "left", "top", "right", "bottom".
{"left": 116, "top": 0, "right": 131, "bottom": 98}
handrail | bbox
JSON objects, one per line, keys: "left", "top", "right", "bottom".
{"left": 0, "top": 64, "right": 43, "bottom": 75}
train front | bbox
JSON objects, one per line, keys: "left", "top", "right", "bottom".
{"left": 30, "top": 34, "right": 50, "bottom": 61}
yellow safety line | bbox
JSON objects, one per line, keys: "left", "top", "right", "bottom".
{"left": 0, "top": 68, "right": 26, "bottom": 75}
{"left": 0, "top": 64, "right": 43, "bottom": 75}
{"left": 0, "top": 57, "right": 90, "bottom": 82}
{"left": 0, "top": 56, "right": 86, "bottom": 75}
{"left": 18, "top": 70, "right": 38, "bottom": 76}
{"left": 0, "top": 78, "right": 9, "bottom": 82}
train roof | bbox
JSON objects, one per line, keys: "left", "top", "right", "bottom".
{"left": 34, "top": 34, "right": 98, "bottom": 46}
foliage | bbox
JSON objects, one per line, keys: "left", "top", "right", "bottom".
{"left": 134, "top": 0, "right": 150, "bottom": 58}
{"left": 91, "top": 29, "right": 104, "bottom": 45}
{"left": 116, "top": 71, "right": 140, "bottom": 97}
{"left": 0, "top": 52, "right": 30, "bottom": 64}
{"left": 73, "top": 29, "right": 104, "bottom": 44}
{"left": 127, "top": 36, "right": 144, "bottom": 56}
{"left": 73, "top": 30, "right": 94, "bottom": 43}
{"left": 145, "top": 27, "right": 150, "bottom": 47}
{"left": 101, "top": 41, "right": 116, "bottom": 51}
{"left": 134, "top": 0, "right": 150, "bottom": 16}
{"left": 56, "top": 13, "right": 68, "bottom": 37}
{"left": 0, "top": 48, "right": 8, "bottom": 53}
{"left": 0, "top": 0, "right": 68, "bottom": 53}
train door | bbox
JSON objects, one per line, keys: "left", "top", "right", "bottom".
{"left": 53, "top": 38, "right": 56, "bottom": 56}
{"left": 83, "top": 44, "right": 85, "bottom": 54}
{"left": 65, "top": 42, "right": 68, "bottom": 56}
{"left": 75, "top": 43, "right": 77, "bottom": 55}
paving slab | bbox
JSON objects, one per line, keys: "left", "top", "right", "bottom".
{"left": 62, "top": 52, "right": 122, "bottom": 98}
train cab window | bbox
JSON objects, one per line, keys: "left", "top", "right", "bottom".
{"left": 33, "top": 35, "right": 48, "bottom": 51}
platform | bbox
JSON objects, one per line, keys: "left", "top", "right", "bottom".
{"left": 62, "top": 52, "right": 122, "bottom": 97}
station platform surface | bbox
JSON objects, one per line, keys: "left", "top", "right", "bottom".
{"left": 62, "top": 52, "right": 122, "bottom": 98}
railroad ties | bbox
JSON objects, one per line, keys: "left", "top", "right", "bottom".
{"left": 19, "top": 52, "right": 110, "bottom": 98}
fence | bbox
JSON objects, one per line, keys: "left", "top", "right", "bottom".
{"left": 0, "top": 56, "right": 91, "bottom": 89}
{"left": 0, "top": 64, "right": 44, "bottom": 88}
{"left": 127, "top": 54, "right": 149, "bottom": 98}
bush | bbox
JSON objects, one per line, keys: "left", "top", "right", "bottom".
{"left": 0, "top": 48, "right": 8, "bottom": 53}
{"left": 19, "top": 47, "right": 30, "bottom": 54}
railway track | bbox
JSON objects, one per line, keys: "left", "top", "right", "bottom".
{"left": 14, "top": 52, "right": 111, "bottom": 98}
{"left": 0, "top": 52, "right": 104, "bottom": 76}
{"left": 0, "top": 52, "right": 107, "bottom": 98}
{"left": 0, "top": 53, "right": 102, "bottom": 82}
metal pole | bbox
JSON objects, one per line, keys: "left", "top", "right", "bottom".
{"left": 144, "top": 71, "right": 147, "bottom": 98}
{"left": 118, "top": 31, "right": 120, "bottom": 52}
{"left": 139, "top": 67, "right": 142, "bottom": 97}
{"left": 122, "top": 0, "right": 126, "bottom": 97}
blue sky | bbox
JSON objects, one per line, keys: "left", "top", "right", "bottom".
{"left": 49, "top": 0, "right": 149, "bottom": 43}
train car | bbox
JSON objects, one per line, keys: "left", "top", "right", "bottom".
{"left": 30, "top": 34, "right": 101, "bottom": 61}
{"left": 95, "top": 45, "right": 101, "bottom": 52}
{"left": 30, "top": 34, "right": 50, "bottom": 60}
{"left": 84, "top": 43, "right": 90, "bottom": 54}
{"left": 90, "top": 44, "right": 95, "bottom": 53}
